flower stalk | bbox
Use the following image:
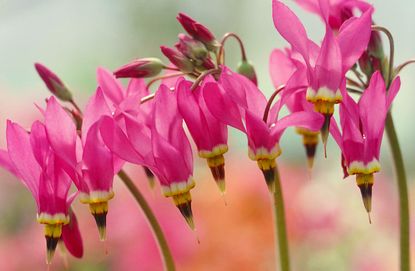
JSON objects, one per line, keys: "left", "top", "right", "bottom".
{"left": 117, "top": 170, "right": 176, "bottom": 271}
{"left": 372, "top": 25, "right": 410, "bottom": 271}
{"left": 273, "top": 165, "right": 290, "bottom": 271}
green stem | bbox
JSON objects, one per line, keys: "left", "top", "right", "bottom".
{"left": 117, "top": 170, "right": 176, "bottom": 271}
{"left": 273, "top": 165, "right": 291, "bottom": 271}
{"left": 385, "top": 113, "right": 411, "bottom": 271}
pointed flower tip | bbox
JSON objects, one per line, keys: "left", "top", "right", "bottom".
{"left": 44, "top": 223, "right": 62, "bottom": 265}
{"left": 34, "top": 63, "right": 73, "bottom": 102}
{"left": 356, "top": 174, "right": 374, "bottom": 221}
{"left": 176, "top": 13, "right": 217, "bottom": 49}
{"left": 237, "top": 60, "right": 258, "bottom": 86}
{"left": 114, "top": 58, "right": 164, "bottom": 79}
{"left": 173, "top": 192, "right": 195, "bottom": 230}
{"left": 89, "top": 202, "right": 108, "bottom": 241}
{"left": 160, "top": 46, "right": 194, "bottom": 73}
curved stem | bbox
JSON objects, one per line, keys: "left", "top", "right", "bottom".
{"left": 273, "top": 165, "right": 290, "bottom": 271}
{"left": 385, "top": 113, "right": 411, "bottom": 271}
{"left": 190, "top": 68, "right": 220, "bottom": 91}
{"left": 117, "top": 170, "right": 176, "bottom": 271}
{"left": 395, "top": 59, "right": 415, "bottom": 75}
{"left": 263, "top": 85, "right": 307, "bottom": 122}
{"left": 217, "top": 32, "right": 247, "bottom": 65}
{"left": 372, "top": 25, "right": 395, "bottom": 87}
{"left": 146, "top": 72, "right": 185, "bottom": 90}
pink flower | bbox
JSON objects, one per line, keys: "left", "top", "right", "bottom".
{"left": 100, "top": 83, "right": 196, "bottom": 229}
{"left": 0, "top": 119, "right": 83, "bottom": 263}
{"left": 176, "top": 77, "right": 228, "bottom": 193}
{"left": 176, "top": 13, "right": 218, "bottom": 50}
{"left": 272, "top": 0, "right": 373, "bottom": 147}
{"left": 203, "top": 67, "right": 323, "bottom": 191}
{"left": 330, "top": 71, "right": 400, "bottom": 217}
{"left": 270, "top": 48, "right": 320, "bottom": 168}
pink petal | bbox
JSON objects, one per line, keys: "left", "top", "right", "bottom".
{"left": 358, "top": 71, "right": 386, "bottom": 140}
{"left": 269, "top": 49, "right": 296, "bottom": 88}
{"left": 272, "top": 0, "right": 310, "bottom": 67}
{"left": 99, "top": 116, "right": 144, "bottom": 164}
{"left": 126, "top": 78, "right": 147, "bottom": 97}
{"left": 97, "top": 67, "right": 125, "bottom": 106}
{"left": 202, "top": 81, "right": 245, "bottom": 132}
{"left": 386, "top": 76, "right": 401, "bottom": 110}
{"left": 271, "top": 111, "right": 324, "bottom": 141}
{"left": 45, "top": 97, "right": 78, "bottom": 167}
{"left": 82, "top": 87, "right": 112, "bottom": 141}
{"left": 314, "top": 27, "right": 342, "bottom": 90}
{"left": 29, "top": 121, "right": 50, "bottom": 169}
{"left": 220, "top": 66, "right": 267, "bottom": 116}
{"left": 0, "top": 149, "right": 20, "bottom": 177}
{"left": 244, "top": 110, "right": 273, "bottom": 151}
{"left": 6, "top": 121, "right": 41, "bottom": 199}
{"left": 337, "top": 7, "right": 373, "bottom": 72}
{"left": 62, "top": 210, "right": 83, "bottom": 258}
{"left": 83, "top": 122, "right": 114, "bottom": 191}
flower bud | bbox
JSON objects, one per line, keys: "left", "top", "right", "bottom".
{"left": 160, "top": 46, "right": 194, "bottom": 73}
{"left": 176, "top": 13, "right": 219, "bottom": 50}
{"left": 237, "top": 60, "right": 258, "bottom": 86}
{"left": 114, "top": 58, "right": 164, "bottom": 78}
{"left": 175, "top": 34, "right": 208, "bottom": 65}
{"left": 34, "top": 63, "right": 73, "bottom": 102}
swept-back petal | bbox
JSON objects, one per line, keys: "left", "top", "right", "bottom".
{"left": 97, "top": 67, "right": 124, "bottom": 106}
{"left": 203, "top": 81, "right": 245, "bottom": 131}
{"left": 386, "top": 76, "right": 401, "bottom": 110}
{"left": 62, "top": 210, "right": 83, "bottom": 258}
{"left": 6, "top": 121, "right": 40, "bottom": 199}
{"left": 337, "top": 7, "right": 373, "bottom": 72}
{"left": 272, "top": 0, "right": 310, "bottom": 66}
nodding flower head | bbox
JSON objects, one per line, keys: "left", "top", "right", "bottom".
{"left": 204, "top": 67, "right": 323, "bottom": 192}
{"left": 176, "top": 77, "right": 228, "bottom": 193}
{"left": 0, "top": 113, "right": 82, "bottom": 263}
{"left": 272, "top": 0, "right": 373, "bottom": 150}
{"left": 331, "top": 72, "right": 400, "bottom": 220}
{"left": 99, "top": 83, "right": 197, "bottom": 230}
{"left": 175, "top": 34, "right": 209, "bottom": 66}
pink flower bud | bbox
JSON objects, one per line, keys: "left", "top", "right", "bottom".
{"left": 175, "top": 34, "right": 208, "bottom": 65}
{"left": 114, "top": 57, "right": 164, "bottom": 78}
{"left": 160, "top": 46, "right": 194, "bottom": 73}
{"left": 176, "top": 13, "right": 218, "bottom": 50}
{"left": 34, "top": 63, "right": 73, "bottom": 102}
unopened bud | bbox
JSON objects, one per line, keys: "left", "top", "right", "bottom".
{"left": 114, "top": 58, "right": 164, "bottom": 78}
{"left": 176, "top": 34, "right": 208, "bottom": 65}
{"left": 237, "top": 60, "right": 258, "bottom": 86}
{"left": 34, "top": 63, "right": 73, "bottom": 102}
{"left": 160, "top": 46, "right": 194, "bottom": 73}
{"left": 176, "top": 13, "right": 219, "bottom": 50}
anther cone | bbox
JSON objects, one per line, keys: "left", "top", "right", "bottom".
{"left": 173, "top": 192, "right": 195, "bottom": 230}
{"left": 93, "top": 212, "right": 107, "bottom": 241}
{"left": 356, "top": 174, "right": 374, "bottom": 223}
{"left": 320, "top": 114, "right": 331, "bottom": 157}
{"left": 46, "top": 236, "right": 59, "bottom": 264}
{"left": 206, "top": 155, "right": 226, "bottom": 194}
{"left": 177, "top": 201, "right": 195, "bottom": 230}
{"left": 304, "top": 143, "right": 317, "bottom": 170}
{"left": 261, "top": 168, "right": 276, "bottom": 193}
{"left": 89, "top": 202, "right": 109, "bottom": 241}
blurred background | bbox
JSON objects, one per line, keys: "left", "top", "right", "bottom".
{"left": 0, "top": 0, "right": 414, "bottom": 270}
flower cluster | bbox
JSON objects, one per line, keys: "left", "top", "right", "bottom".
{"left": 0, "top": 0, "right": 407, "bottom": 268}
